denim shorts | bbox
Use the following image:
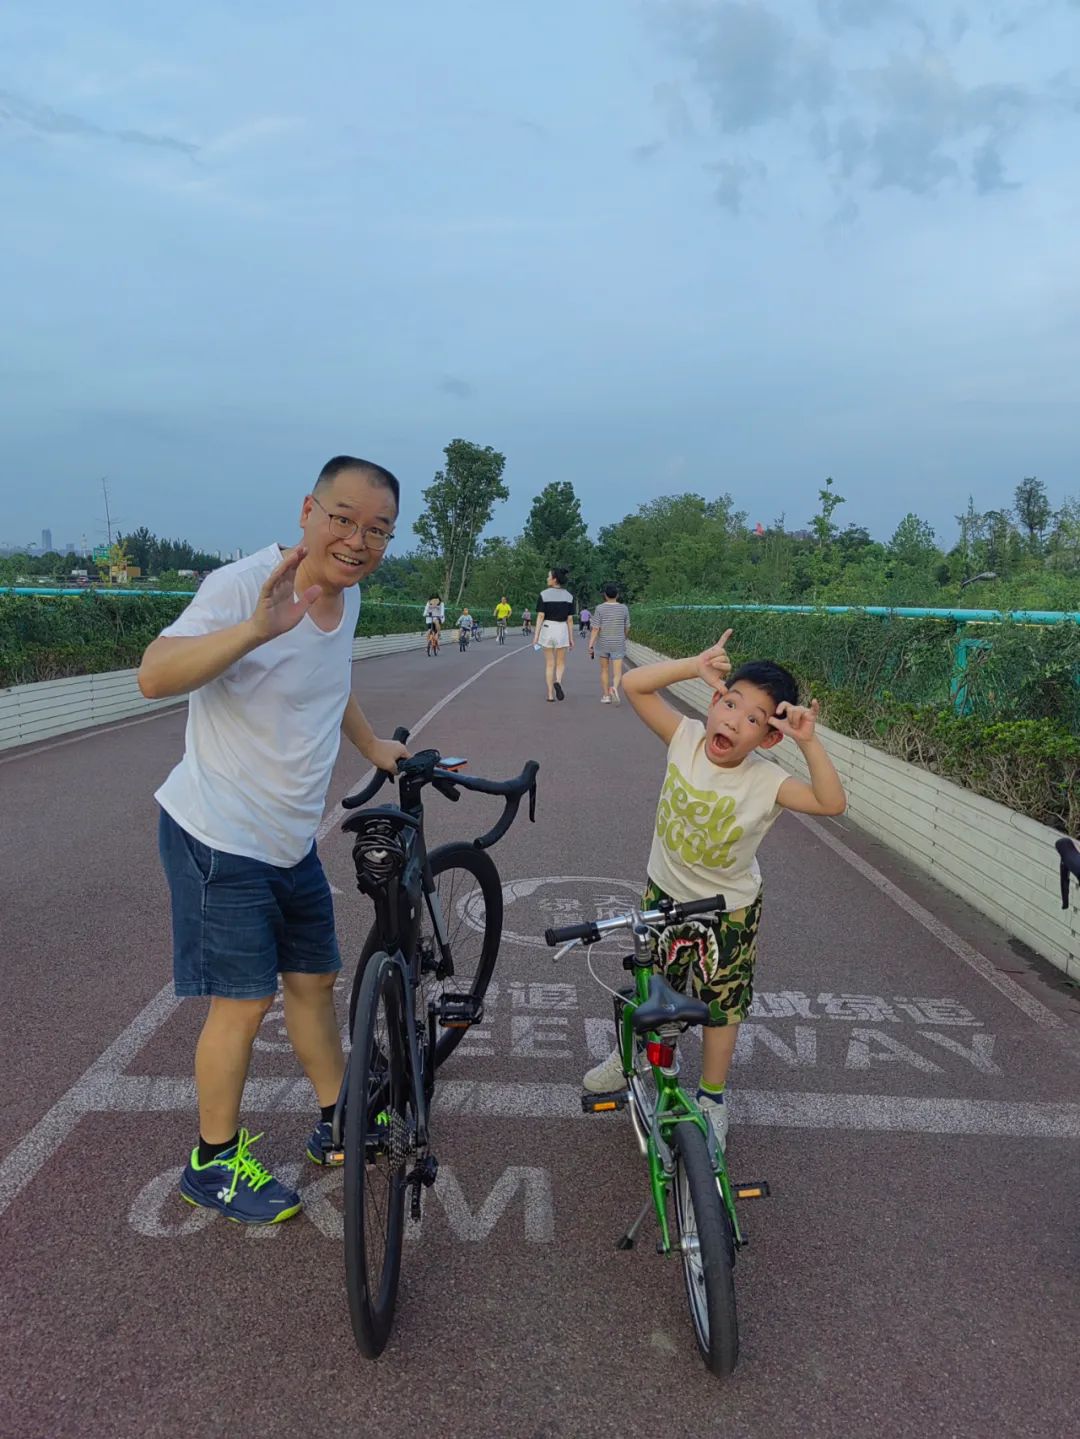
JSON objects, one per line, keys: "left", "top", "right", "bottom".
{"left": 158, "top": 808, "right": 342, "bottom": 999}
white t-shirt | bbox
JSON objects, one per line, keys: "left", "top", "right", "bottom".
{"left": 647, "top": 716, "right": 788, "bottom": 911}
{"left": 154, "top": 544, "right": 360, "bottom": 867}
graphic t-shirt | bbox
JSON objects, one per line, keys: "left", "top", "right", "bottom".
{"left": 154, "top": 544, "right": 360, "bottom": 867}
{"left": 456, "top": 613, "right": 473, "bottom": 629}
{"left": 646, "top": 716, "right": 788, "bottom": 911}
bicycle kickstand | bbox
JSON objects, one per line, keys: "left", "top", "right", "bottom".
{"left": 615, "top": 1198, "right": 653, "bottom": 1251}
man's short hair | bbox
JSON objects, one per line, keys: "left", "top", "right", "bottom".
{"left": 315, "top": 455, "right": 400, "bottom": 510}
{"left": 603, "top": 582, "right": 618, "bottom": 599}
{"left": 727, "top": 660, "right": 799, "bottom": 713}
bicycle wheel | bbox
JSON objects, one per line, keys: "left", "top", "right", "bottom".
{"left": 670, "top": 1122, "right": 739, "bottom": 1378}
{"left": 344, "top": 951, "right": 409, "bottom": 1357}
{"left": 350, "top": 842, "right": 502, "bottom": 1066}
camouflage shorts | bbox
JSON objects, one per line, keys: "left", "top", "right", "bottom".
{"left": 643, "top": 879, "right": 761, "bottom": 1026}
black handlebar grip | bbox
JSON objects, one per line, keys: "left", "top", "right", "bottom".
{"left": 675, "top": 893, "right": 726, "bottom": 920}
{"left": 544, "top": 921, "right": 602, "bottom": 946}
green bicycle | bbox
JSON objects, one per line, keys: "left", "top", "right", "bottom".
{"left": 545, "top": 894, "right": 768, "bottom": 1379}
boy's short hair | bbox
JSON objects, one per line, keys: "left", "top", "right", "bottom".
{"left": 727, "top": 660, "right": 799, "bottom": 713}
{"left": 603, "top": 582, "right": 618, "bottom": 599}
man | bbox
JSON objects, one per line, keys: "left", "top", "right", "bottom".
{"left": 138, "top": 455, "right": 409, "bottom": 1225}
{"left": 494, "top": 595, "right": 512, "bottom": 639}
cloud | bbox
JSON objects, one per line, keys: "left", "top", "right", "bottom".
{"left": 0, "top": 88, "right": 198, "bottom": 156}
{"left": 653, "top": 1, "right": 1075, "bottom": 209}
{"left": 439, "top": 376, "right": 473, "bottom": 399}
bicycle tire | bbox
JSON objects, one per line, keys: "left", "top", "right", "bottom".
{"left": 349, "top": 842, "right": 503, "bottom": 1066}
{"left": 344, "top": 951, "right": 409, "bottom": 1358}
{"left": 670, "top": 1121, "right": 739, "bottom": 1378}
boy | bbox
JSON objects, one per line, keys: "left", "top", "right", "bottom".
{"left": 589, "top": 582, "right": 630, "bottom": 703}
{"left": 583, "top": 629, "right": 846, "bottom": 1151}
{"left": 456, "top": 607, "right": 474, "bottom": 647}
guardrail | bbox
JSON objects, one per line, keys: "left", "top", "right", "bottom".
{"left": 0, "top": 631, "right": 427, "bottom": 753}
{"left": 627, "top": 640, "right": 1080, "bottom": 981}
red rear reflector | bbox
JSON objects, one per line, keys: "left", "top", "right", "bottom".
{"left": 646, "top": 1040, "right": 675, "bottom": 1068}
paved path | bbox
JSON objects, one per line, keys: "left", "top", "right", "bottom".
{"left": 1, "top": 634, "right": 1078, "bottom": 1439}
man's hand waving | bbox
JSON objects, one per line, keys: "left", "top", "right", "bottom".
{"left": 250, "top": 545, "right": 322, "bottom": 644}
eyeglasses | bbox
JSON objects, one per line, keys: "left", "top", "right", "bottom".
{"left": 309, "top": 494, "right": 394, "bottom": 551}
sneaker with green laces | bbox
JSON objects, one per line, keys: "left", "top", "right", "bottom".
{"left": 180, "top": 1128, "right": 302, "bottom": 1225}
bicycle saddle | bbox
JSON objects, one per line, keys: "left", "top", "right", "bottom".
{"left": 632, "top": 974, "right": 710, "bottom": 1033}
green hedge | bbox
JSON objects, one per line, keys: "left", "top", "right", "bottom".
{"left": 632, "top": 606, "right": 1080, "bottom": 834}
{"left": 0, "top": 594, "right": 425, "bottom": 687}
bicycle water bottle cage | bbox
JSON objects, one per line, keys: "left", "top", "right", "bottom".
{"left": 632, "top": 975, "right": 710, "bottom": 1033}
{"left": 346, "top": 810, "right": 415, "bottom": 891}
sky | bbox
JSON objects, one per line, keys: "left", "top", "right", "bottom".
{"left": 2, "top": 0, "right": 1079, "bottom": 557}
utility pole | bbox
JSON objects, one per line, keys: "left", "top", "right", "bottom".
{"left": 101, "top": 477, "right": 114, "bottom": 547}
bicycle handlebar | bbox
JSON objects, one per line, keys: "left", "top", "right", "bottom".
{"left": 339, "top": 726, "right": 539, "bottom": 851}
{"left": 545, "top": 893, "right": 726, "bottom": 948}
{"left": 1056, "top": 837, "right": 1080, "bottom": 909}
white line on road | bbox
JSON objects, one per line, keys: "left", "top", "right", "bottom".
{"left": 29, "top": 1072, "right": 1080, "bottom": 1141}
{"left": 795, "top": 812, "right": 1076, "bottom": 1041}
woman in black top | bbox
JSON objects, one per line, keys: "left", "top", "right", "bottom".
{"left": 535, "top": 566, "right": 575, "bottom": 701}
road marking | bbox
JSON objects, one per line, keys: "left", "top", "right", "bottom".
{"left": 797, "top": 812, "right": 1074, "bottom": 1039}
{"left": 316, "top": 642, "right": 526, "bottom": 842}
{"left": 128, "top": 1163, "right": 555, "bottom": 1244}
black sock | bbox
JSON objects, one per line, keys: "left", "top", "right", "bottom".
{"left": 320, "top": 1103, "right": 336, "bottom": 1124}
{"left": 198, "top": 1132, "right": 239, "bottom": 1167}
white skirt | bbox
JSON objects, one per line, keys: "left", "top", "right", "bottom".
{"left": 537, "top": 619, "right": 570, "bottom": 650}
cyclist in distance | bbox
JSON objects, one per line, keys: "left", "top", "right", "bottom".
{"left": 138, "top": 455, "right": 409, "bottom": 1225}
{"left": 423, "top": 594, "right": 445, "bottom": 650}
{"left": 494, "top": 595, "right": 512, "bottom": 641}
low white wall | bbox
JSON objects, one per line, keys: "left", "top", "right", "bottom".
{"left": 626, "top": 641, "right": 1080, "bottom": 980}
{"left": 0, "top": 632, "right": 427, "bottom": 753}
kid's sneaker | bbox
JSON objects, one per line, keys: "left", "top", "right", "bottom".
{"left": 696, "top": 1090, "right": 728, "bottom": 1153}
{"left": 583, "top": 1048, "right": 626, "bottom": 1093}
{"left": 180, "top": 1129, "right": 301, "bottom": 1225}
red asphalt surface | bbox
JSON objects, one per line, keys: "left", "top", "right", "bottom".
{"left": 2, "top": 633, "right": 1079, "bottom": 1439}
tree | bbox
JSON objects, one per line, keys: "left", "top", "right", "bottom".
{"left": 413, "top": 439, "right": 509, "bottom": 604}
{"left": 887, "top": 513, "right": 937, "bottom": 567}
{"left": 1014, "top": 476, "right": 1051, "bottom": 553}
{"left": 810, "top": 476, "right": 845, "bottom": 549}
{"left": 521, "top": 480, "right": 596, "bottom": 598}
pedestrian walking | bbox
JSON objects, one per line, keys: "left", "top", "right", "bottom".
{"left": 590, "top": 582, "right": 631, "bottom": 704}
{"left": 535, "top": 567, "right": 574, "bottom": 702}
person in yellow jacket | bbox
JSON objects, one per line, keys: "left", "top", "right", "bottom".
{"left": 494, "top": 596, "right": 512, "bottom": 641}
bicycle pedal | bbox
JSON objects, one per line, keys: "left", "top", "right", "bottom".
{"left": 734, "top": 1180, "right": 771, "bottom": 1200}
{"left": 581, "top": 1090, "right": 629, "bottom": 1113}
{"left": 434, "top": 992, "right": 483, "bottom": 1029}
{"left": 320, "top": 1144, "right": 345, "bottom": 1165}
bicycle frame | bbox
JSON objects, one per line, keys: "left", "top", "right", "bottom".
{"left": 613, "top": 920, "right": 745, "bottom": 1254}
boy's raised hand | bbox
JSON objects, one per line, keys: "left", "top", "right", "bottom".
{"left": 768, "top": 698, "right": 820, "bottom": 745}
{"left": 696, "top": 629, "right": 733, "bottom": 692}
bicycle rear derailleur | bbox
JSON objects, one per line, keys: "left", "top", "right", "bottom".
{"left": 406, "top": 1153, "right": 439, "bottom": 1222}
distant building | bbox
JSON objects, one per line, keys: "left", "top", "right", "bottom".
{"left": 42, "top": 529, "right": 53, "bottom": 551}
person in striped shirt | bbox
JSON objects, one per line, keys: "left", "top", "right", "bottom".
{"left": 589, "top": 582, "right": 631, "bottom": 704}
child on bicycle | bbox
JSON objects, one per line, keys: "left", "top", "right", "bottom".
{"left": 455, "top": 607, "right": 473, "bottom": 645}
{"left": 583, "top": 630, "right": 846, "bottom": 1152}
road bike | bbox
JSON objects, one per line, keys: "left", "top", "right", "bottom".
{"left": 329, "top": 727, "right": 539, "bottom": 1357}
{"left": 472, "top": 625, "right": 484, "bottom": 643}
{"left": 425, "top": 626, "right": 440, "bottom": 657}
{"left": 545, "top": 895, "right": 769, "bottom": 1379}
{"left": 496, "top": 618, "right": 507, "bottom": 645}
